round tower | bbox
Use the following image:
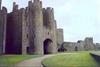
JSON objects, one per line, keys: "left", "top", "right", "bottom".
{"left": 32, "top": 0, "right": 44, "bottom": 55}
{"left": 0, "top": 7, "right": 7, "bottom": 54}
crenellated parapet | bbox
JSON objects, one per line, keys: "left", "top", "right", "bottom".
{"left": 43, "top": 7, "right": 55, "bottom": 29}
{"left": 13, "top": 2, "right": 19, "bottom": 12}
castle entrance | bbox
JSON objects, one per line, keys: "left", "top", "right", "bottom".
{"left": 43, "top": 39, "right": 53, "bottom": 54}
{"left": 75, "top": 46, "right": 78, "bottom": 51}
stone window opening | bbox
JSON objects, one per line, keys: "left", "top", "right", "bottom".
{"left": 27, "top": 34, "right": 28, "bottom": 38}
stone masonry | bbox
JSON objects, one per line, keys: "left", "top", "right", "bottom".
{"left": 0, "top": 0, "right": 1, "bottom": 10}
{"left": 56, "top": 29, "right": 64, "bottom": 49}
{"left": 0, "top": 0, "right": 64, "bottom": 55}
{"left": 0, "top": 6, "right": 7, "bottom": 54}
{"left": 59, "top": 37, "right": 95, "bottom": 52}
{"left": 1, "top": 0, "right": 99, "bottom": 55}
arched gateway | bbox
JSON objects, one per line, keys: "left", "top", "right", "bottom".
{"left": 43, "top": 39, "right": 53, "bottom": 54}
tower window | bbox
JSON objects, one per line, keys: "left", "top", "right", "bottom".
{"left": 27, "top": 34, "right": 28, "bottom": 38}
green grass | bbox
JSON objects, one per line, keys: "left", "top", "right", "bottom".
{"left": 0, "top": 55, "right": 41, "bottom": 66}
{"left": 42, "top": 52, "right": 100, "bottom": 67}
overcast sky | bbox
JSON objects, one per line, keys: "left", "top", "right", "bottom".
{"left": 2, "top": 0, "right": 100, "bottom": 43}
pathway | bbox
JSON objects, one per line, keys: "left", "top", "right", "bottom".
{"left": 15, "top": 54, "right": 55, "bottom": 67}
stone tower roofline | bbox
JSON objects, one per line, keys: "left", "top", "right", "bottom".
{"left": 77, "top": 40, "right": 84, "bottom": 43}
{"left": 40, "top": 1, "right": 42, "bottom": 8}
{"left": 19, "top": 8, "right": 25, "bottom": 11}
{"left": 33, "top": 0, "right": 41, "bottom": 4}
{"left": 13, "top": 2, "right": 26, "bottom": 12}
{"left": 2, "top": 7, "right": 7, "bottom": 12}
{"left": 34, "top": 0, "right": 40, "bottom": 2}
{"left": 28, "top": 1, "right": 33, "bottom": 7}
{"left": 32, "top": 0, "right": 42, "bottom": 8}
{"left": 46, "top": 7, "right": 54, "bottom": 12}
{"left": 0, "top": 6, "right": 7, "bottom": 12}
{"left": 85, "top": 37, "right": 93, "bottom": 39}
{"left": 85, "top": 37, "right": 93, "bottom": 41}
{"left": 42, "top": 7, "right": 54, "bottom": 12}
{"left": 13, "top": 2, "right": 18, "bottom": 11}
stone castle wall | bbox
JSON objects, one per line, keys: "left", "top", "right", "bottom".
{"left": 1, "top": 0, "right": 98, "bottom": 55}
{"left": 0, "top": 7, "right": 7, "bottom": 54}
{"left": 57, "top": 29, "right": 64, "bottom": 49}
{"left": 59, "top": 37, "right": 95, "bottom": 52}
{"left": 0, "top": 0, "right": 61, "bottom": 55}
{"left": 6, "top": 3, "right": 23, "bottom": 54}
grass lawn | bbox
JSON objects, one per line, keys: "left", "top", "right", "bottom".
{"left": 42, "top": 52, "right": 100, "bottom": 67}
{"left": 0, "top": 55, "right": 41, "bottom": 66}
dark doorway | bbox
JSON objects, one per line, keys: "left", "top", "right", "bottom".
{"left": 43, "top": 39, "right": 53, "bottom": 54}
{"left": 75, "top": 46, "right": 78, "bottom": 51}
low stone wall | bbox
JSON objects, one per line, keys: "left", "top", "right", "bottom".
{"left": 90, "top": 51, "right": 100, "bottom": 62}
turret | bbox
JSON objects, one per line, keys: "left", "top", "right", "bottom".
{"left": 27, "top": 0, "right": 44, "bottom": 55}
{"left": 0, "top": 7, "right": 7, "bottom": 54}
{"left": 34, "top": 0, "right": 39, "bottom": 3}
{"left": 0, "top": 0, "right": 2, "bottom": 10}
{"left": 33, "top": 0, "right": 44, "bottom": 55}
{"left": 57, "top": 28, "right": 64, "bottom": 49}
{"left": 13, "top": 2, "right": 18, "bottom": 11}
{"left": 43, "top": 7, "right": 54, "bottom": 29}
{"left": 84, "top": 37, "right": 95, "bottom": 50}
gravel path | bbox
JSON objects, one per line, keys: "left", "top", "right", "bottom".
{"left": 15, "top": 54, "right": 55, "bottom": 67}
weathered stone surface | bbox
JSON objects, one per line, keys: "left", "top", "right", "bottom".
{"left": 0, "top": 7, "right": 7, "bottom": 54}
{"left": 6, "top": 2, "right": 22, "bottom": 54}
{"left": 3, "top": 0, "right": 60, "bottom": 55}
{"left": 59, "top": 37, "right": 96, "bottom": 52}
{"left": 43, "top": 7, "right": 58, "bottom": 54}
{"left": 57, "top": 29, "right": 64, "bottom": 49}
{"left": 84, "top": 37, "right": 95, "bottom": 50}
{"left": 1, "top": 0, "right": 100, "bottom": 55}
{"left": 0, "top": 0, "right": 1, "bottom": 10}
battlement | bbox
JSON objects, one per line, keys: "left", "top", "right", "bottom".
{"left": 19, "top": 8, "right": 25, "bottom": 12}
{"left": 2, "top": 7, "right": 7, "bottom": 13}
{"left": 40, "top": 1, "right": 42, "bottom": 8}
{"left": 13, "top": 2, "right": 18, "bottom": 11}
{"left": 34, "top": 0, "right": 40, "bottom": 3}
{"left": 85, "top": 37, "right": 93, "bottom": 41}
{"left": 46, "top": 7, "right": 54, "bottom": 12}
{"left": 85, "top": 37, "right": 93, "bottom": 39}
{"left": 28, "top": 1, "right": 33, "bottom": 7}
{"left": 33, "top": 0, "right": 41, "bottom": 4}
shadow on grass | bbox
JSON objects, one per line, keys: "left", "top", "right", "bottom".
{"left": 90, "top": 53, "right": 100, "bottom": 66}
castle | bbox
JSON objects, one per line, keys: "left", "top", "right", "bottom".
{"left": 0, "top": 0, "right": 64, "bottom": 55}
{"left": 0, "top": 0, "right": 100, "bottom": 55}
